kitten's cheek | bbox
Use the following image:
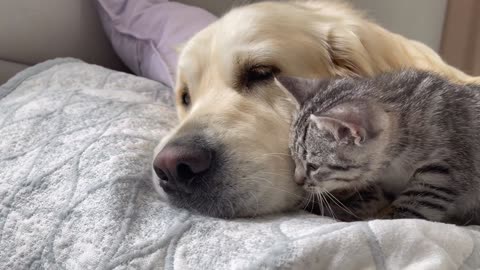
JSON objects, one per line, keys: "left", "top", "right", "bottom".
{"left": 321, "top": 180, "right": 350, "bottom": 193}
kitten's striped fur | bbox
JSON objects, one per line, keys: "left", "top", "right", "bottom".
{"left": 281, "top": 70, "right": 480, "bottom": 225}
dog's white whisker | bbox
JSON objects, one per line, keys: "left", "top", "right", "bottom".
{"left": 246, "top": 178, "right": 304, "bottom": 199}
{"left": 261, "top": 153, "right": 291, "bottom": 157}
{"left": 259, "top": 171, "right": 294, "bottom": 177}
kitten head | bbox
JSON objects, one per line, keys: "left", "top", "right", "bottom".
{"left": 278, "top": 76, "right": 392, "bottom": 194}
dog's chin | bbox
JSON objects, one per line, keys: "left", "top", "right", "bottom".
{"left": 151, "top": 174, "right": 303, "bottom": 218}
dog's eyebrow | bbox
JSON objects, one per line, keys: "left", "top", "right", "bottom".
{"left": 232, "top": 68, "right": 248, "bottom": 91}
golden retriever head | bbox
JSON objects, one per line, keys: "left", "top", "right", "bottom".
{"left": 151, "top": 1, "right": 472, "bottom": 218}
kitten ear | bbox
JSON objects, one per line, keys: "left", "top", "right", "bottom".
{"left": 310, "top": 115, "right": 367, "bottom": 145}
{"left": 276, "top": 76, "right": 324, "bottom": 105}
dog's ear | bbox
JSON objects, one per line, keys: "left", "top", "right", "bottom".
{"left": 326, "top": 26, "right": 376, "bottom": 77}
{"left": 276, "top": 76, "right": 323, "bottom": 105}
{"left": 174, "top": 43, "right": 186, "bottom": 55}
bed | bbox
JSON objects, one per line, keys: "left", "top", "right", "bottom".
{"left": 0, "top": 59, "right": 479, "bottom": 269}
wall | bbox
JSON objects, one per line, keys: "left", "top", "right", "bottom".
{"left": 351, "top": 0, "right": 447, "bottom": 52}
{"left": 179, "top": 0, "right": 448, "bottom": 52}
{"left": 441, "top": 0, "right": 480, "bottom": 75}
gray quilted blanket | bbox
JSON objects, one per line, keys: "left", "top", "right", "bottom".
{"left": 1, "top": 59, "right": 480, "bottom": 270}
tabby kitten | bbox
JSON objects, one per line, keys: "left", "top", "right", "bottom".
{"left": 280, "top": 70, "right": 480, "bottom": 225}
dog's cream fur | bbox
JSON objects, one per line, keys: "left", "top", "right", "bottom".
{"left": 153, "top": 1, "right": 480, "bottom": 217}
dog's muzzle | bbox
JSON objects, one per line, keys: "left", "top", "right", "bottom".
{"left": 152, "top": 127, "right": 303, "bottom": 218}
{"left": 152, "top": 134, "right": 242, "bottom": 217}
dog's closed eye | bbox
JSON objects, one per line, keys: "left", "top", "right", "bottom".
{"left": 180, "top": 87, "right": 191, "bottom": 107}
{"left": 244, "top": 65, "right": 279, "bottom": 88}
{"left": 248, "top": 66, "right": 274, "bottom": 82}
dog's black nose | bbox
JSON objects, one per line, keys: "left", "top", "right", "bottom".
{"left": 153, "top": 144, "right": 213, "bottom": 194}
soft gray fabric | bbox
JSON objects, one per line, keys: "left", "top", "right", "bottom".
{"left": 0, "top": 59, "right": 29, "bottom": 86}
{"left": 1, "top": 59, "right": 480, "bottom": 269}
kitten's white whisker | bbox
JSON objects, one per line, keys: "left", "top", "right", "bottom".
{"left": 309, "top": 192, "right": 315, "bottom": 213}
{"left": 316, "top": 192, "right": 325, "bottom": 216}
{"left": 248, "top": 191, "right": 260, "bottom": 218}
{"left": 321, "top": 193, "right": 326, "bottom": 216}
{"left": 353, "top": 186, "right": 364, "bottom": 201}
{"left": 320, "top": 189, "right": 337, "bottom": 220}
{"left": 303, "top": 193, "right": 313, "bottom": 211}
{"left": 324, "top": 190, "right": 359, "bottom": 220}
{"left": 225, "top": 198, "right": 236, "bottom": 217}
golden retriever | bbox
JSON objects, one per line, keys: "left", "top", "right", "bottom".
{"left": 151, "top": 0, "right": 480, "bottom": 218}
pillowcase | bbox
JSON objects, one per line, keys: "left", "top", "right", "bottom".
{"left": 96, "top": 0, "right": 217, "bottom": 87}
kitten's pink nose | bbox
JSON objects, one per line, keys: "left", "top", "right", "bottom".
{"left": 294, "top": 167, "right": 306, "bottom": 185}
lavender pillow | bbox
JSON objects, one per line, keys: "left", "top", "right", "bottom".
{"left": 96, "top": 0, "right": 217, "bottom": 87}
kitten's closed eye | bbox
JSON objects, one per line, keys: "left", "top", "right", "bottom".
{"left": 307, "top": 163, "right": 319, "bottom": 173}
{"left": 327, "top": 164, "right": 350, "bottom": 171}
{"left": 307, "top": 163, "right": 356, "bottom": 174}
